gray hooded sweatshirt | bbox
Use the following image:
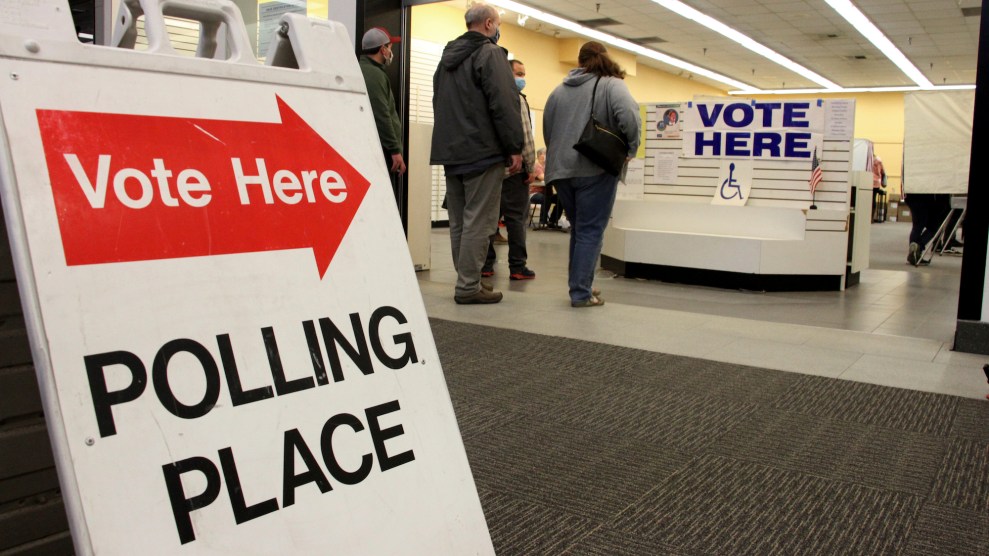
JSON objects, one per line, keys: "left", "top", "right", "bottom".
{"left": 543, "top": 68, "right": 641, "bottom": 183}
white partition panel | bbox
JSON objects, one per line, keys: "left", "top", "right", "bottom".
{"left": 604, "top": 99, "right": 857, "bottom": 290}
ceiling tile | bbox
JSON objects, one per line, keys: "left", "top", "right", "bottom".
{"left": 484, "top": 0, "right": 979, "bottom": 90}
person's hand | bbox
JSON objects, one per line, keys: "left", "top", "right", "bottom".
{"left": 524, "top": 172, "right": 535, "bottom": 185}
{"left": 390, "top": 153, "right": 407, "bottom": 175}
{"left": 507, "top": 154, "right": 522, "bottom": 174}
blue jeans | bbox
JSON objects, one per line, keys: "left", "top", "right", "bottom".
{"left": 554, "top": 173, "right": 619, "bottom": 303}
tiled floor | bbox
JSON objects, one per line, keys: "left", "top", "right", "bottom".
{"left": 415, "top": 221, "right": 988, "bottom": 400}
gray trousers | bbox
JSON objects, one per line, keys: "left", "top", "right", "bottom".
{"left": 446, "top": 163, "right": 504, "bottom": 297}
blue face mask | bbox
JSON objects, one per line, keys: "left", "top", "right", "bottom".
{"left": 515, "top": 77, "right": 526, "bottom": 91}
{"left": 492, "top": 28, "right": 501, "bottom": 44}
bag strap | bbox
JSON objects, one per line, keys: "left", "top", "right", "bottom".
{"left": 589, "top": 76, "right": 601, "bottom": 119}
{"left": 588, "top": 76, "right": 627, "bottom": 148}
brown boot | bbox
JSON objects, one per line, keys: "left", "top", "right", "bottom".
{"left": 455, "top": 288, "right": 503, "bottom": 304}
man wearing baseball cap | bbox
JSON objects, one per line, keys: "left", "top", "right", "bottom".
{"left": 359, "top": 27, "right": 405, "bottom": 175}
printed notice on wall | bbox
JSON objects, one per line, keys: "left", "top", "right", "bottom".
{"left": 826, "top": 99, "right": 854, "bottom": 140}
{"left": 619, "top": 158, "right": 645, "bottom": 200}
{"left": 653, "top": 151, "right": 679, "bottom": 184}
{"left": 259, "top": 1, "right": 306, "bottom": 57}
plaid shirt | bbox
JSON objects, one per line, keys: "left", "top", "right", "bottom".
{"left": 508, "top": 93, "right": 536, "bottom": 177}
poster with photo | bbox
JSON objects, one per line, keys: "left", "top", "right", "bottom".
{"left": 655, "top": 103, "right": 682, "bottom": 139}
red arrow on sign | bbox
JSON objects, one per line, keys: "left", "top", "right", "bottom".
{"left": 35, "top": 96, "right": 371, "bottom": 278}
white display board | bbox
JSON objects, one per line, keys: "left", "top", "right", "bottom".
{"left": 641, "top": 98, "right": 855, "bottom": 215}
{"left": 903, "top": 90, "right": 975, "bottom": 194}
{"left": 604, "top": 98, "right": 858, "bottom": 289}
{"left": 0, "top": 2, "right": 492, "bottom": 554}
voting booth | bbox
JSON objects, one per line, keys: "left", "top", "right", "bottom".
{"left": 0, "top": 0, "right": 493, "bottom": 553}
{"left": 606, "top": 98, "right": 860, "bottom": 291}
{"left": 903, "top": 90, "right": 974, "bottom": 195}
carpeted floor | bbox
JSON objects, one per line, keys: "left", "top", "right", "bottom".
{"left": 430, "top": 318, "right": 989, "bottom": 555}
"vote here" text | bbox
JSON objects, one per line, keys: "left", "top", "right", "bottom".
{"left": 64, "top": 154, "right": 349, "bottom": 208}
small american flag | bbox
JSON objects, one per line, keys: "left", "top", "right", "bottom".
{"left": 809, "top": 148, "right": 823, "bottom": 195}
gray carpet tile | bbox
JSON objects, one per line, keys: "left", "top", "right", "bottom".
{"left": 774, "top": 375, "right": 958, "bottom": 435}
{"left": 928, "top": 438, "right": 989, "bottom": 513}
{"left": 949, "top": 398, "right": 989, "bottom": 442}
{"left": 710, "top": 407, "right": 950, "bottom": 496}
{"left": 466, "top": 419, "right": 691, "bottom": 521}
{"left": 443, "top": 360, "right": 577, "bottom": 419}
{"left": 447, "top": 364, "right": 625, "bottom": 427}
{"left": 902, "top": 504, "right": 989, "bottom": 556}
{"left": 429, "top": 318, "right": 989, "bottom": 555}
{"left": 431, "top": 318, "right": 672, "bottom": 386}
{"left": 438, "top": 324, "right": 691, "bottom": 431}
{"left": 477, "top": 487, "right": 601, "bottom": 556}
{"left": 595, "top": 348, "right": 805, "bottom": 404}
{"left": 546, "top": 382, "right": 757, "bottom": 454}
{"left": 450, "top": 398, "right": 521, "bottom": 440}
{"left": 612, "top": 454, "right": 923, "bottom": 555}
{"left": 562, "top": 527, "right": 686, "bottom": 556}
{"left": 655, "top": 356, "right": 805, "bottom": 405}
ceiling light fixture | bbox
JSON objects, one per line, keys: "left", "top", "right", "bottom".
{"left": 485, "top": 0, "right": 758, "bottom": 92}
{"left": 728, "top": 84, "right": 974, "bottom": 96}
{"left": 487, "top": 0, "right": 968, "bottom": 95}
{"left": 824, "top": 0, "right": 933, "bottom": 88}
{"left": 650, "top": 0, "right": 840, "bottom": 90}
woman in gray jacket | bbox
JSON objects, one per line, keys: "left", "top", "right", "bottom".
{"left": 543, "top": 41, "right": 640, "bottom": 307}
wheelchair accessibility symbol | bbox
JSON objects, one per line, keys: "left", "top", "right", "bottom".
{"left": 720, "top": 162, "right": 743, "bottom": 200}
{"left": 712, "top": 160, "right": 751, "bottom": 206}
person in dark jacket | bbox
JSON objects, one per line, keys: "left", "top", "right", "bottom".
{"left": 430, "top": 2, "right": 523, "bottom": 305}
{"left": 482, "top": 59, "right": 537, "bottom": 281}
{"left": 544, "top": 41, "right": 640, "bottom": 308}
{"left": 359, "top": 27, "right": 405, "bottom": 175}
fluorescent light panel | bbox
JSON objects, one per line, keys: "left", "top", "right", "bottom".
{"left": 728, "top": 84, "right": 974, "bottom": 95}
{"left": 651, "top": 0, "right": 840, "bottom": 90}
{"left": 824, "top": 0, "right": 933, "bottom": 88}
{"left": 486, "top": 0, "right": 758, "bottom": 92}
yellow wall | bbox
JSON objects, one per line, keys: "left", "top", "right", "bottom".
{"left": 411, "top": 4, "right": 906, "bottom": 189}
{"left": 410, "top": 3, "right": 467, "bottom": 43}
{"left": 306, "top": 1, "right": 328, "bottom": 19}
{"left": 411, "top": 4, "right": 725, "bottom": 110}
{"left": 411, "top": 4, "right": 724, "bottom": 148}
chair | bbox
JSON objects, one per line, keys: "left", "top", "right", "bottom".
{"left": 527, "top": 194, "right": 542, "bottom": 228}
{"left": 528, "top": 182, "right": 546, "bottom": 228}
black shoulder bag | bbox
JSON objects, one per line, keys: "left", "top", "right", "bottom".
{"left": 572, "top": 76, "right": 629, "bottom": 176}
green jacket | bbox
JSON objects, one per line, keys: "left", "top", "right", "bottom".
{"left": 359, "top": 55, "right": 402, "bottom": 155}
